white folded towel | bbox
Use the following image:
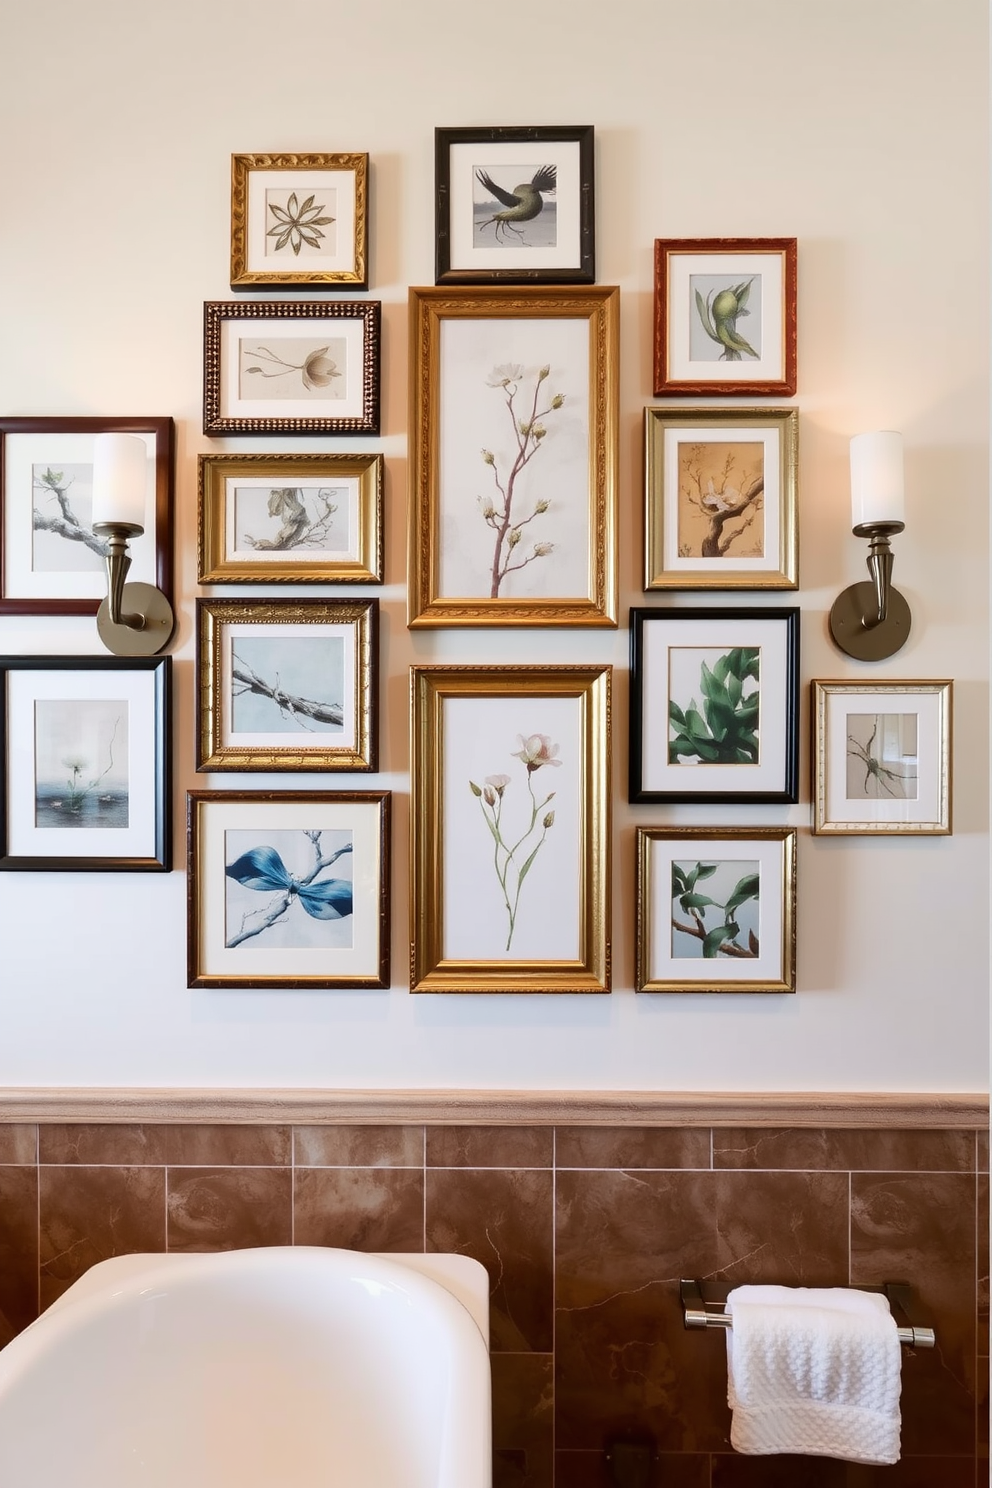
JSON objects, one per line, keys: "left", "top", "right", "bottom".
{"left": 725, "top": 1284, "right": 902, "bottom": 1465}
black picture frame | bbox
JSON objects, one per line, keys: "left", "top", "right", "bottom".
{"left": 629, "top": 606, "right": 800, "bottom": 804}
{"left": 435, "top": 125, "right": 595, "bottom": 285}
{"left": 0, "top": 655, "right": 171, "bottom": 871}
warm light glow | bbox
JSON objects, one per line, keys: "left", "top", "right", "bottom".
{"left": 850, "top": 431, "right": 904, "bottom": 528}
{"left": 91, "top": 433, "right": 148, "bottom": 529}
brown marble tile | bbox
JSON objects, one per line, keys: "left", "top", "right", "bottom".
{"left": 978, "top": 1172, "right": 988, "bottom": 1358}
{"left": 978, "top": 1352, "right": 988, "bottom": 1460}
{"left": 39, "top": 1123, "right": 168, "bottom": 1165}
{"left": 713, "top": 1126, "right": 975, "bottom": 1173}
{"left": 977, "top": 1127, "right": 988, "bottom": 1174}
{"left": 851, "top": 1172, "right": 976, "bottom": 1458}
{"left": 166, "top": 1167, "right": 291, "bottom": 1252}
{"left": 841, "top": 1459, "right": 977, "bottom": 1488}
{"left": 711, "top": 1455, "right": 849, "bottom": 1487}
{"left": 295, "top": 1124, "right": 423, "bottom": 1168}
{"left": 555, "top": 1450, "right": 709, "bottom": 1487}
{"left": 0, "top": 1166, "right": 38, "bottom": 1345}
{"left": 426, "top": 1168, "right": 553, "bottom": 1353}
{"left": 161, "top": 1124, "right": 290, "bottom": 1166}
{"left": 0, "top": 1124, "right": 37, "bottom": 1164}
{"left": 39, "top": 1165, "right": 166, "bottom": 1308}
{"left": 293, "top": 1167, "right": 424, "bottom": 1251}
{"left": 555, "top": 1168, "right": 849, "bottom": 1453}
{"left": 555, "top": 1126, "right": 711, "bottom": 1170}
{"left": 427, "top": 1126, "right": 552, "bottom": 1169}
{"left": 491, "top": 1353, "right": 553, "bottom": 1488}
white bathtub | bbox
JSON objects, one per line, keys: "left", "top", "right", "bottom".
{"left": 0, "top": 1246, "right": 492, "bottom": 1487}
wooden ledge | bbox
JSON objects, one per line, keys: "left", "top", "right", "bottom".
{"left": 0, "top": 1088, "right": 985, "bottom": 1128}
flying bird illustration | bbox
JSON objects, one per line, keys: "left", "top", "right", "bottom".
{"left": 475, "top": 164, "right": 557, "bottom": 242}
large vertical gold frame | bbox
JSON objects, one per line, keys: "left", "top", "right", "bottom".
{"left": 411, "top": 664, "right": 611, "bottom": 992}
{"left": 408, "top": 286, "right": 619, "bottom": 627}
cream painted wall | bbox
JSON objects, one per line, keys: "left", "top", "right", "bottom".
{"left": 0, "top": 0, "right": 986, "bottom": 1092}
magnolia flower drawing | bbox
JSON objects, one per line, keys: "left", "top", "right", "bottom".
{"left": 477, "top": 363, "right": 565, "bottom": 598}
{"left": 241, "top": 343, "right": 342, "bottom": 394}
{"left": 469, "top": 732, "right": 561, "bottom": 951}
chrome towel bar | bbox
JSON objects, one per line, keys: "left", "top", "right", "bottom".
{"left": 679, "top": 1278, "right": 935, "bottom": 1350}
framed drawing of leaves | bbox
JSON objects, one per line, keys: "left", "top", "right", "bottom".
{"left": 629, "top": 606, "right": 800, "bottom": 804}
{"left": 230, "top": 153, "right": 368, "bottom": 288}
{"left": 636, "top": 826, "right": 797, "bottom": 993}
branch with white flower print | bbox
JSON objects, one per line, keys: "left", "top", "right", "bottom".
{"left": 478, "top": 364, "right": 565, "bottom": 599}
{"left": 469, "top": 733, "right": 561, "bottom": 951}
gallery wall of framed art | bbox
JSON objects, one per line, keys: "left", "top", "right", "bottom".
{"left": 0, "top": 0, "right": 986, "bottom": 1107}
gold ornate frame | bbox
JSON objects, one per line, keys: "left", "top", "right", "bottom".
{"left": 230, "top": 153, "right": 368, "bottom": 288}
{"left": 408, "top": 285, "right": 618, "bottom": 627}
{"left": 198, "top": 453, "right": 383, "bottom": 584}
{"left": 196, "top": 597, "right": 377, "bottom": 772}
{"left": 644, "top": 407, "right": 798, "bottom": 590}
{"left": 410, "top": 664, "right": 611, "bottom": 992}
{"left": 636, "top": 826, "right": 797, "bottom": 994}
{"left": 812, "top": 680, "right": 952, "bottom": 835}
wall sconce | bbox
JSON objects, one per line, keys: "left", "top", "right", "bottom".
{"left": 91, "top": 433, "right": 174, "bottom": 656}
{"left": 829, "top": 430, "right": 911, "bottom": 661}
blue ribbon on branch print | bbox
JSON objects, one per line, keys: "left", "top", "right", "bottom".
{"left": 226, "top": 846, "right": 353, "bottom": 920}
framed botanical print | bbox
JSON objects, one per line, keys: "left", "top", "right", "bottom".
{"left": 0, "top": 416, "right": 173, "bottom": 617}
{"left": 435, "top": 125, "right": 594, "bottom": 284}
{"left": 629, "top": 606, "right": 800, "bottom": 804}
{"left": 0, "top": 655, "right": 171, "bottom": 872}
{"left": 198, "top": 452, "right": 383, "bottom": 584}
{"left": 230, "top": 152, "right": 368, "bottom": 288}
{"left": 654, "top": 238, "right": 797, "bottom": 397}
{"left": 410, "top": 664, "right": 611, "bottom": 993}
{"left": 812, "top": 679, "right": 952, "bottom": 834}
{"left": 636, "top": 826, "right": 797, "bottom": 993}
{"left": 203, "top": 300, "right": 380, "bottom": 436}
{"left": 644, "top": 407, "right": 798, "bottom": 590}
{"left": 408, "top": 285, "right": 618, "bottom": 627}
{"left": 196, "top": 598, "right": 377, "bottom": 772}
{"left": 187, "top": 790, "right": 390, "bottom": 989}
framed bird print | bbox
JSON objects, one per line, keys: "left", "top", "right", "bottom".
{"left": 186, "top": 789, "right": 390, "bottom": 990}
{"left": 654, "top": 238, "right": 797, "bottom": 396}
{"left": 435, "top": 126, "right": 595, "bottom": 284}
{"left": 644, "top": 406, "right": 799, "bottom": 590}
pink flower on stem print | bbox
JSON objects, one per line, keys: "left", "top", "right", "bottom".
{"left": 511, "top": 733, "right": 562, "bottom": 773}
{"left": 469, "top": 739, "right": 560, "bottom": 952}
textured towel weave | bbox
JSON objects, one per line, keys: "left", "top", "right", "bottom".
{"left": 725, "top": 1285, "right": 901, "bottom": 1464}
